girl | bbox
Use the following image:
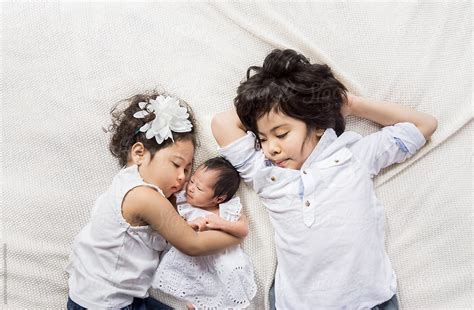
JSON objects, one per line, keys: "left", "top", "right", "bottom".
{"left": 211, "top": 49, "right": 438, "bottom": 309}
{"left": 152, "top": 157, "right": 257, "bottom": 310}
{"left": 66, "top": 93, "right": 243, "bottom": 310}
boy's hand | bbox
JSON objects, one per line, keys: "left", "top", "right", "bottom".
{"left": 188, "top": 217, "right": 208, "bottom": 232}
{"left": 341, "top": 93, "right": 356, "bottom": 117}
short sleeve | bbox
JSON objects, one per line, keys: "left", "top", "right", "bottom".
{"left": 218, "top": 131, "right": 266, "bottom": 187}
{"left": 219, "top": 197, "right": 242, "bottom": 222}
{"left": 350, "top": 122, "right": 426, "bottom": 177}
{"left": 177, "top": 203, "right": 195, "bottom": 221}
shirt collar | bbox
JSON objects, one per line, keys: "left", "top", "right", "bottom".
{"left": 301, "top": 128, "right": 361, "bottom": 170}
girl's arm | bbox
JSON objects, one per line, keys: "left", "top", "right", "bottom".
{"left": 123, "top": 186, "right": 241, "bottom": 256}
{"left": 205, "top": 212, "right": 249, "bottom": 239}
{"left": 211, "top": 108, "right": 247, "bottom": 148}
{"left": 343, "top": 94, "right": 438, "bottom": 140}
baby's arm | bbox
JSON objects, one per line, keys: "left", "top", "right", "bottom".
{"left": 205, "top": 212, "right": 249, "bottom": 239}
{"left": 123, "top": 186, "right": 242, "bottom": 256}
{"left": 343, "top": 94, "right": 438, "bottom": 140}
{"left": 212, "top": 108, "right": 246, "bottom": 147}
{"left": 188, "top": 217, "right": 208, "bottom": 232}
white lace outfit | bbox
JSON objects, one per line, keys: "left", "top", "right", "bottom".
{"left": 151, "top": 191, "right": 257, "bottom": 309}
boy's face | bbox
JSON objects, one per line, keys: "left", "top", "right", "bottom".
{"left": 256, "top": 109, "right": 321, "bottom": 170}
{"left": 185, "top": 167, "right": 224, "bottom": 209}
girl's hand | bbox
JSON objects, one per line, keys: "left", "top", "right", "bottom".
{"left": 341, "top": 93, "right": 356, "bottom": 118}
{"left": 205, "top": 213, "right": 226, "bottom": 230}
{"left": 188, "top": 217, "right": 208, "bottom": 232}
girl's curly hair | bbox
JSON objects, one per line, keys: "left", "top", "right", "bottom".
{"left": 234, "top": 49, "right": 347, "bottom": 148}
{"left": 107, "top": 92, "right": 197, "bottom": 167}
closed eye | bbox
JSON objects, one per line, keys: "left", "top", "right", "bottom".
{"left": 172, "top": 162, "right": 180, "bottom": 168}
{"left": 190, "top": 179, "right": 202, "bottom": 191}
{"left": 276, "top": 132, "right": 288, "bottom": 139}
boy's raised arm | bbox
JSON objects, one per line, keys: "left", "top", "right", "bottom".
{"left": 344, "top": 94, "right": 438, "bottom": 140}
{"left": 211, "top": 108, "right": 247, "bottom": 148}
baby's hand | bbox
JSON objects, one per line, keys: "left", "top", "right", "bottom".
{"left": 188, "top": 217, "right": 208, "bottom": 232}
{"left": 205, "top": 213, "right": 225, "bottom": 230}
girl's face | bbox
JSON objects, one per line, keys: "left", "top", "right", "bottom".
{"left": 256, "top": 110, "right": 321, "bottom": 170}
{"left": 185, "top": 167, "right": 223, "bottom": 210}
{"left": 138, "top": 140, "right": 194, "bottom": 198}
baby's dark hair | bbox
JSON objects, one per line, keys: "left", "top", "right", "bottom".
{"left": 107, "top": 92, "right": 197, "bottom": 167}
{"left": 200, "top": 157, "right": 240, "bottom": 203}
{"left": 235, "top": 49, "right": 347, "bottom": 148}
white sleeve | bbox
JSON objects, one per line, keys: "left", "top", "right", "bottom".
{"left": 177, "top": 203, "right": 195, "bottom": 221}
{"left": 218, "top": 131, "right": 266, "bottom": 188}
{"left": 219, "top": 196, "right": 242, "bottom": 222}
{"left": 351, "top": 122, "right": 426, "bottom": 177}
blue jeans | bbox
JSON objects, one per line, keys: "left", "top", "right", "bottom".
{"left": 67, "top": 296, "right": 173, "bottom": 310}
{"left": 371, "top": 294, "right": 399, "bottom": 310}
{"left": 268, "top": 281, "right": 398, "bottom": 310}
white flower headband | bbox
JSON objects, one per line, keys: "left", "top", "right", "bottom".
{"left": 133, "top": 95, "right": 193, "bottom": 144}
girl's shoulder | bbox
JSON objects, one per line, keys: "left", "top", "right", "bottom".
{"left": 121, "top": 185, "right": 168, "bottom": 226}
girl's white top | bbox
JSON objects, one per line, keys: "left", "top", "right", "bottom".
{"left": 219, "top": 122, "right": 426, "bottom": 310}
{"left": 65, "top": 165, "right": 168, "bottom": 309}
{"left": 151, "top": 192, "right": 257, "bottom": 310}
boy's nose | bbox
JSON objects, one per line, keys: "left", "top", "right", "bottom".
{"left": 269, "top": 141, "right": 281, "bottom": 155}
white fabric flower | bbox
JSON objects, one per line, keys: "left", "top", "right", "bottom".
{"left": 133, "top": 95, "right": 193, "bottom": 144}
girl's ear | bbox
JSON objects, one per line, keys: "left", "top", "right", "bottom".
{"left": 130, "top": 142, "right": 145, "bottom": 165}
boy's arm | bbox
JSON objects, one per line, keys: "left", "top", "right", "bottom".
{"left": 205, "top": 212, "right": 249, "bottom": 239}
{"left": 212, "top": 108, "right": 247, "bottom": 147}
{"left": 343, "top": 94, "right": 438, "bottom": 140}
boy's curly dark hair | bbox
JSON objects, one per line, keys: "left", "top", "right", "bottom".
{"left": 201, "top": 157, "right": 240, "bottom": 203}
{"left": 107, "top": 92, "right": 197, "bottom": 167}
{"left": 234, "top": 49, "right": 347, "bottom": 147}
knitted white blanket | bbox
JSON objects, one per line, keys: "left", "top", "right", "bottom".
{"left": 2, "top": 2, "right": 471, "bottom": 309}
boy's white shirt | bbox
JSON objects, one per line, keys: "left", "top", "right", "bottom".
{"left": 219, "top": 122, "right": 426, "bottom": 310}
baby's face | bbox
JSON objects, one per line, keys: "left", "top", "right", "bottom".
{"left": 185, "top": 167, "right": 222, "bottom": 209}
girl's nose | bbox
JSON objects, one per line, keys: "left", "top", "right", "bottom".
{"left": 177, "top": 170, "right": 185, "bottom": 182}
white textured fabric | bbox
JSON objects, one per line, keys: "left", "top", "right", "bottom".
{"left": 220, "top": 123, "right": 425, "bottom": 309}
{"left": 1, "top": 2, "right": 471, "bottom": 309}
{"left": 66, "top": 165, "right": 167, "bottom": 309}
{"left": 152, "top": 194, "right": 257, "bottom": 309}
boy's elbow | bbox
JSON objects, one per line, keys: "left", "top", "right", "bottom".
{"left": 422, "top": 115, "right": 438, "bottom": 140}
{"left": 211, "top": 114, "right": 223, "bottom": 136}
